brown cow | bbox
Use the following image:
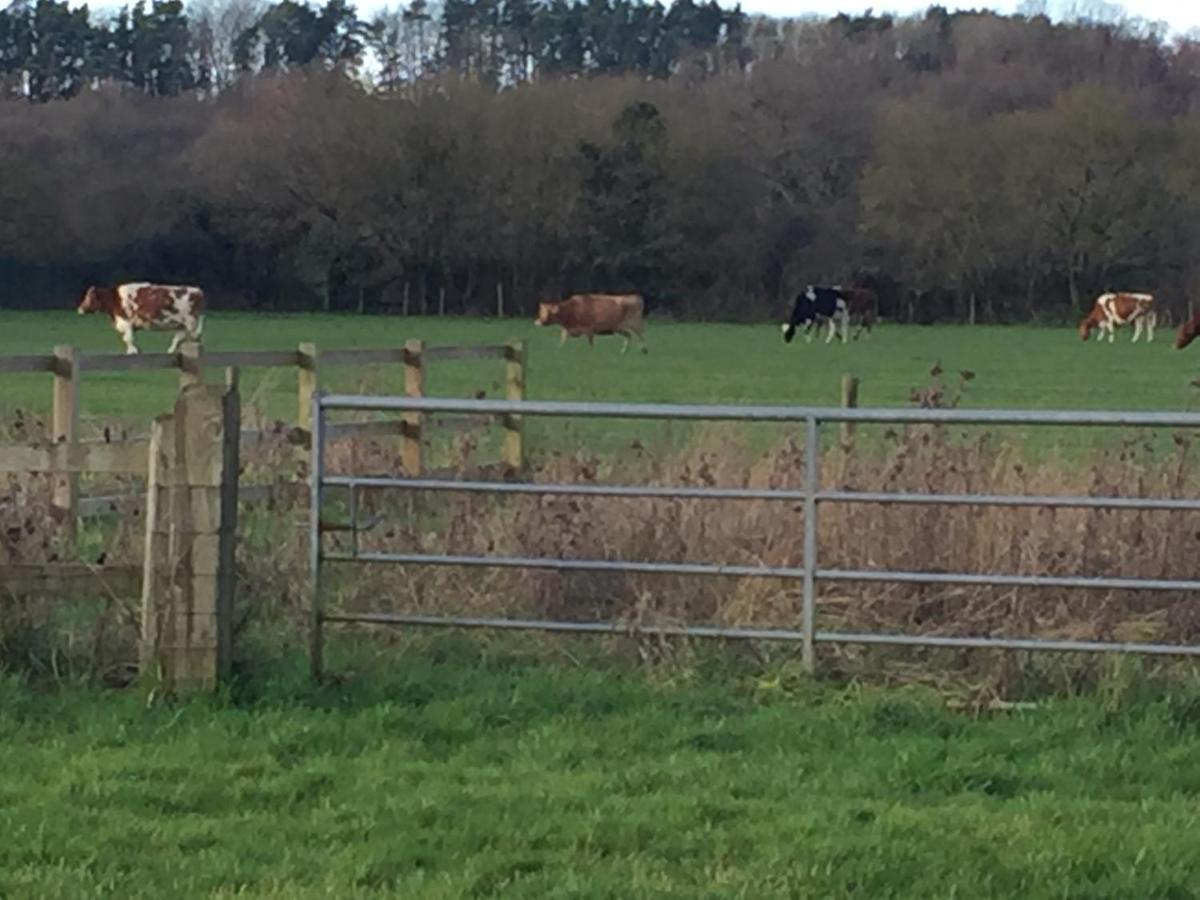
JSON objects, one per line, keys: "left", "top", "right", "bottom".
{"left": 1175, "top": 309, "right": 1200, "bottom": 350}
{"left": 535, "top": 293, "right": 648, "bottom": 354}
{"left": 78, "top": 282, "right": 205, "bottom": 355}
{"left": 1078, "top": 292, "right": 1156, "bottom": 343}
{"left": 833, "top": 285, "right": 879, "bottom": 339}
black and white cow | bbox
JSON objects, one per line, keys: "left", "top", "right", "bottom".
{"left": 782, "top": 286, "right": 850, "bottom": 344}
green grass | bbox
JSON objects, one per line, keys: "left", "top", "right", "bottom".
{"left": 4, "top": 310, "right": 1198, "bottom": 462}
{"left": 3, "top": 639, "right": 1200, "bottom": 897}
{"left": 2, "top": 311, "right": 1198, "bottom": 417}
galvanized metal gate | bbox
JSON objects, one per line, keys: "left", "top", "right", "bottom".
{"left": 308, "top": 394, "right": 1200, "bottom": 678}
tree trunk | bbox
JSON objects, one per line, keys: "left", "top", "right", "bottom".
{"left": 968, "top": 290, "right": 976, "bottom": 326}
{"left": 462, "top": 266, "right": 476, "bottom": 309}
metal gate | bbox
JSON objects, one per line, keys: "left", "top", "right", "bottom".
{"left": 308, "top": 393, "right": 1200, "bottom": 678}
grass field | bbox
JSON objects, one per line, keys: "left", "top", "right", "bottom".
{"left": 6, "top": 314, "right": 1200, "bottom": 897}
{"left": 3, "top": 310, "right": 1199, "bottom": 466}
{"left": 3, "top": 638, "right": 1200, "bottom": 898}
{"left": 2, "top": 311, "right": 1199, "bottom": 420}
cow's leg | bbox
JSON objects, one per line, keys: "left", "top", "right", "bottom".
{"left": 824, "top": 317, "right": 836, "bottom": 343}
{"left": 619, "top": 332, "right": 630, "bottom": 355}
{"left": 117, "top": 319, "right": 139, "bottom": 355}
{"left": 1132, "top": 318, "right": 1142, "bottom": 343}
{"left": 558, "top": 329, "right": 567, "bottom": 348}
{"left": 1147, "top": 313, "right": 1156, "bottom": 342}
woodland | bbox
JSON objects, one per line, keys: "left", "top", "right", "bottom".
{"left": 2, "top": 0, "right": 1199, "bottom": 321}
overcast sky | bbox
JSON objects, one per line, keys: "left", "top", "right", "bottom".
{"left": 75, "top": 0, "right": 1200, "bottom": 38}
{"left": 727, "top": 0, "right": 1199, "bottom": 33}
{"left": 337, "top": 0, "right": 1200, "bottom": 36}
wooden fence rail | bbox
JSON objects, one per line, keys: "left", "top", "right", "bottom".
{"left": 0, "top": 339, "right": 527, "bottom": 529}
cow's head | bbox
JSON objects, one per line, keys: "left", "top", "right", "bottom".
{"left": 1077, "top": 317, "right": 1094, "bottom": 341}
{"left": 782, "top": 286, "right": 818, "bottom": 344}
{"left": 77, "top": 286, "right": 102, "bottom": 315}
{"left": 1176, "top": 316, "right": 1200, "bottom": 350}
{"left": 534, "top": 302, "right": 560, "bottom": 327}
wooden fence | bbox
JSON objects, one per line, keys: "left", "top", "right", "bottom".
{"left": 0, "top": 338, "right": 527, "bottom": 533}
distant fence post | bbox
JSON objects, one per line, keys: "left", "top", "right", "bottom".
{"left": 840, "top": 374, "right": 859, "bottom": 451}
{"left": 297, "top": 342, "right": 319, "bottom": 432}
{"left": 178, "top": 341, "right": 203, "bottom": 389}
{"left": 140, "top": 379, "right": 240, "bottom": 692}
{"left": 402, "top": 339, "right": 424, "bottom": 476}
{"left": 503, "top": 339, "right": 526, "bottom": 471}
{"left": 51, "top": 345, "right": 79, "bottom": 542}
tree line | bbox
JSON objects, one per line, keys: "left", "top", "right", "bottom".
{"left": 2, "top": 0, "right": 1199, "bottom": 323}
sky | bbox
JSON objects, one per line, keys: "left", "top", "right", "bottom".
{"left": 725, "top": 0, "right": 1200, "bottom": 34}
{"left": 340, "top": 0, "right": 1200, "bottom": 36}
{"left": 74, "top": 0, "right": 1200, "bottom": 38}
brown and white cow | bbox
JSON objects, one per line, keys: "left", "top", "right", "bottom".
{"left": 1175, "top": 308, "right": 1200, "bottom": 350}
{"left": 77, "top": 282, "right": 205, "bottom": 355}
{"left": 832, "top": 285, "right": 879, "bottom": 339}
{"left": 1078, "top": 292, "right": 1156, "bottom": 343}
{"left": 535, "top": 293, "right": 648, "bottom": 354}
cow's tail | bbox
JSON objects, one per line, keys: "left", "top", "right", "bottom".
{"left": 628, "top": 293, "right": 647, "bottom": 327}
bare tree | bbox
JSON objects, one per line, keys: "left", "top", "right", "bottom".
{"left": 188, "top": 0, "right": 267, "bottom": 93}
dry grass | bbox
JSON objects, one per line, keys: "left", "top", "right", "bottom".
{"left": 322, "top": 421, "right": 1200, "bottom": 644}
{"left": 4, "top": 375, "right": 1200, "bottom": 695}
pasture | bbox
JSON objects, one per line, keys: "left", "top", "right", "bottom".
{"left": 4, "top": 639, "right": 1200, "bottom": 898}
{"left": 2, "top": 310, "right": 1199, "bottom": 419}
{"left": 5, "top": 312, "right": 1200, "bottom": 896}
{"left": 4, "top": 310, "right": 1200, "bottom": 468}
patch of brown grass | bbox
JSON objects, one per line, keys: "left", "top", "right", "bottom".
{"left": 4, "top": 374, "right": 1200, "bottom": 694}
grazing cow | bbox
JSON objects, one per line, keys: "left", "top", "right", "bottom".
{"left": 782, "top": 286, "right": 850, "bottom": 344}
{"left": 535, "top": 293, "right": 648, "bottom": 354}
{"left": 1078, "top": 292, "right": 1156, "bottom": 343}
{"left": 1175, "top": 309, "right": 1200, "bottom": 350}
{"left": 832, "top": 285, "right": 879, "bottom": 339}
{"left": 77, "top": 283, "right": 205, "bottom": 355}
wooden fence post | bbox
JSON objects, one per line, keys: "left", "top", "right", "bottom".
{"left": 218, "top": 368, "right": 240, "bottom": 674}
{"left": 297, "top": 342, "right": 319, "bottom": 432}
{"left": 178, "top": 341, "right": 203, "bottom": 389}
{"left": 503, "top": 339, "right": 526, "bottom": 471}
{"left": 51, "top": 345, "right": 79, "bottom": 543}
{"left": 140, "top": 379, "right": 239, "bottom": 692}
{"left": 402, "top": 339, "right": 424, "bottom": 477}
{"left": 840, "top": 374, "right": 859, "bottom": 451}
